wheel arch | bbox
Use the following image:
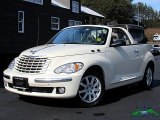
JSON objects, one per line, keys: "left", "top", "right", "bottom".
{"left": 76, "top": 65, "right": 106, "bottom": 107}
{"left": 146, "top": 60, "right": 155, "bottom": 73}
{"left": 83, "top": 65, "right": 106, "bottom": 86}
{"left": 140, "top": 60, "right": 155, "bottom": 89}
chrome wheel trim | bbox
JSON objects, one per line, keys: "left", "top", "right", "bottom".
{"left": 146, "top": 68, "right": 153, "bottom": 87}
{"left": 78, "top": 75, "right": 102, "bottom": 103}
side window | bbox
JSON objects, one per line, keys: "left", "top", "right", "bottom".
{"left": 75, "top": 21, "right": 82, "bottom": 25}
{"left": 72, "top": 1, "right": 79, "bottom": 13}
{"left": 18, "top": 11, "right": 24, "bottom": 33}
{"left": 68, "top": 20, "right": 74, "bottom": 26}
{"left": 68, "top": 20, "right": 82, "bottom": 26}
{"left": 111, "top": 28, "right": 131, "bottom": 45}
{"left": 51, "top": 17, "right": 60, "bottom": 30}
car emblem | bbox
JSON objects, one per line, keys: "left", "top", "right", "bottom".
{"left": 30, "top": 50, "right": 37, "bottom": 54}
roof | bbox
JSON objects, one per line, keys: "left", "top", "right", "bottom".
{"left": 51, "top": 0, "right": 69, "bottom": 9}
{"left": 81, "top": 6, "right": 105, "bottom": 18}
{"left": 51, "top": 1, "right": 105, "bottom": 18}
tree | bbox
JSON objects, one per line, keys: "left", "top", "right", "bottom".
{"left": 81, "top": 0, "right": 133, "bottom": 24}
{"left": 132, "top": 2, "right": 160, "bottom": 28}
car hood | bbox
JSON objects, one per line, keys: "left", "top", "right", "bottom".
{"left": 19, "top": 44, "right": 105, "bottom": 58}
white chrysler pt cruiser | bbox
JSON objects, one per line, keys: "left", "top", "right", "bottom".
{"left": 3, "top": 25, "right": 155, "bottom": 107}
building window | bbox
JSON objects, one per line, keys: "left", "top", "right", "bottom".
{"left": 23, "top": 0, "right": 43, "bottom": 5}
{"left": 69, "top": 20, "right": 82, "bottom": 26}
{"left": 69, "top": 20, "right": 74, "bottom": 26}
{"left": 18, "top": 11, "right": 24, "bottom": 33}
{"left": 75, "top": 21, "right": 82, "bottom": 25}
{"left": 72, "top": 1, "right": 79, "bottom": 13}
{"left": 51, "top": 17, "right": 60, "bottom": 30}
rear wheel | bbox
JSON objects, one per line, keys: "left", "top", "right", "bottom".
{"left": 77, "top": 73, "right": 105, "bottom": 107}
{"left": 140, "top": 66, "right": 154, "bottom": 89}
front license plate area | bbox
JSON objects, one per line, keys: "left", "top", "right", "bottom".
{"left": 13, "top": 77, "right": 29, "bottom": 89}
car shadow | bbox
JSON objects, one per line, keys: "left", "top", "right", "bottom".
{"left": 19, "top": 95, "right": 78, "bottom": 108}
{"left": 19, "top": 79, "right": 160, "bottom": 108}
{"left": 152, "top": 79, "right": 160, "bottom": 88}
{"left": 101, "top": 79, "right": 160, "bottom": 106}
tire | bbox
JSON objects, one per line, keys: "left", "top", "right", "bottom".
{"left": 77, "top": 72, "right": 105, "bottom": 107}
{"left": 140, "top": 65, "right": 154, "bottom": 89}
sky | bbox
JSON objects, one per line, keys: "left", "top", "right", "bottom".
{"left": 133, "top": 0, "right": 160, "bottom": 11}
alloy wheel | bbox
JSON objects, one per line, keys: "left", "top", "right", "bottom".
{"left": 78, "top": 75, "right": 102, "bottom": 103}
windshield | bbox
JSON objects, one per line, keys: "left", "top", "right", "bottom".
{"left": 48, "top": 26, "right": 109, "bottom": 45}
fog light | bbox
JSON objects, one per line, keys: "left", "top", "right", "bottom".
{"left": 56, "top": 87, "right": 65, "bottom": 94}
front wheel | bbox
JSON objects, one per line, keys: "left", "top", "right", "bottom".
{"left": 77, "top": 73, "right": 105, "bottom": 107}
{"left": 140, "top": 66, "right": 154, "bottom": 89}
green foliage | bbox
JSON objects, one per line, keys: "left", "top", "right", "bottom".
{"left": 81, "top": 0, "right": 133, "bottom": 24}
{"left": 133, "top": 2, "right": 160, "bottom": 28}
{"left": 81, "top": 0, "right": 160, "bottom": 28}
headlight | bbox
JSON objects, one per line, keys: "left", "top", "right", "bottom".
{"left": 54, "top": 62, "right": 84, "bottom": 74}
{"left": 8, "top": 59, "right": 15, "bottom": 69}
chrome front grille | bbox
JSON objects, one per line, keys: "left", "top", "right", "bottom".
{"left": 15, "top": 56, "right": 51, "bottom": 73}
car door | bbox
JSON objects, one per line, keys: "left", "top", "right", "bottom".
{"left": 106, "top": 28, "right": 142, "bottom": 85}
{"left": 126, "top": 44, "right": 144, "bottom": 77}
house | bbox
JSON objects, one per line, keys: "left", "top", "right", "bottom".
{"left": 81, "top": 6, "right": 105, "bottom": 25}
{"left": 0, "top": 0, "right": 105, "bottom": 54}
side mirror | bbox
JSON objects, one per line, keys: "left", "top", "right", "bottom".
{"left": 110, "top": 39, "right": 126, "bottom": 47}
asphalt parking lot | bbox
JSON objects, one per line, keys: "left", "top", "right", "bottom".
{"left": 0, "top": 56, "right": 160, "bottom": 120}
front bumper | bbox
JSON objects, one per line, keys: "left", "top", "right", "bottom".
{"left": 3, "top": 69, "right": 83, "bottom": 99}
